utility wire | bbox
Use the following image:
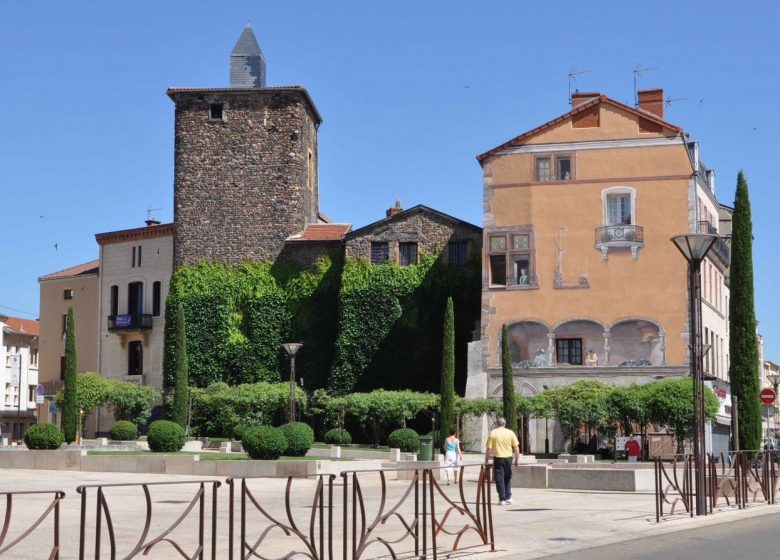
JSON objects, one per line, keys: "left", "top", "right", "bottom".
{"left": 0, "top": 304, "right": 38, "bottom": 317}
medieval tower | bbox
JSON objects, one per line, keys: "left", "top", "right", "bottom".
{"left": 168, "top": 24, "right": 322, "bottom": 266}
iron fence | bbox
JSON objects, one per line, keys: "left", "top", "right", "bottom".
{"left": 0, "top": 489, "right": 64, "bottom": 560}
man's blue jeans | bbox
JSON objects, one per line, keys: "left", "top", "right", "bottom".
{"left": 493, "top": 457, "right": 513, "bottom": 501}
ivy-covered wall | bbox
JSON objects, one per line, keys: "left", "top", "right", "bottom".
{"left": 163, "top": 252, "right": 479, "bottom": 399}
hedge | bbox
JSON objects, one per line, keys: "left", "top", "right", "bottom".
{"left": 147, "top": 420, "right": 185, "bottom": 452}
{"left": 23, "top": 424, "right": 64, "bottom": 450}
{"left": 242, "top": 426, "right": 288, "bottom": 460}
{"left": 278, "top": 422, "right": 314, "bottom": 457}
{"left": 387, "top": 428, "right": 421, "bottom": 453}
{"left": 110, "top": 420, "right": 138, "bottom": 441}
{"left": 324, "top": 428, "right": 352, "bottom": 445}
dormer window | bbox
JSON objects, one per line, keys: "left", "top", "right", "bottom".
{"left": 209, "top": 103, "right": 224, "bottom": 120}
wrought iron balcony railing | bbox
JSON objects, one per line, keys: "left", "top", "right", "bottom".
{"left": 595, "top": 224, "right": 644, "bottom": 260}
{"left": 108, "top": 313, "right": 153, "bottom": 331}
{"left": 697, "top": 221, "right": 730, "bottom": 264}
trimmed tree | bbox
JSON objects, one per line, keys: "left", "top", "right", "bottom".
{"left": 171, "top": 303, "right": 190, "bottom": 427}
{"left": 729, "top": 171, "right": 761, "bottom": 451}
{"left": 439, "top": 297, "right": 455, "bottom": 449}
{"left": 501, "top": 324, "right": 518, "bottom": 434}
{"left": 62, "top": 307, "right": 78, "bottom": 444}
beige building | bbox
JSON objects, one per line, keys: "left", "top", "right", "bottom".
{"left": 37, "top": 261, "right": 100, "bottom": 428}
{"left": 466, "top": 89, "right": 731, "bottom": 453}
{"left": 1, "top": 316, "right": 40, "bottom": 440}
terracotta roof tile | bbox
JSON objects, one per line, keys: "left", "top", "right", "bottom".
{"left": 38, "top": 260, "right": 99, "bottom": 281}
{"left": 3, "top": 316, "right": 39, "bottom": 336}
{"left": 287, "top": 224, "right": 351, "bottom": 242}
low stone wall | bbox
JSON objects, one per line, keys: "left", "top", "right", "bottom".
{"left": 306, "top": 446, "right": 416, "bottom": 461}
{"left": 511, "top": 464, "right": 655, "bottom": 491}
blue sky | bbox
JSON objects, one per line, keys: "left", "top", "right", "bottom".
{"left": 1, "top": 1, "right": 778, "bottom": 358}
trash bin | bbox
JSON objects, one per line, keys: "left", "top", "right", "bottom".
{"left": 419, "top": 434, "right": 433, "bottom": 461}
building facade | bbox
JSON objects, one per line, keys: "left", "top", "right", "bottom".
{"left": 0, "top": 316, "right": 39, "bottom": 440}
{"left": 466, "top": 90, "right": 731, "bottom": 452}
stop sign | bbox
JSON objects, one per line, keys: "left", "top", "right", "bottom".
{"left": 760, "top": 388, "right": 776, "bottom": 404}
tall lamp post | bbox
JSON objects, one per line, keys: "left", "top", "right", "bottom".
{"left": 283, "top": 343, "right": 303, "bottom": 423}
{"left": 672, "top": 233, "right": 717, "bottom": 516}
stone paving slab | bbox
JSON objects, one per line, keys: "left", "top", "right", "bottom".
{"left": 1, "top": 468, "right": 779, "bottom": 559}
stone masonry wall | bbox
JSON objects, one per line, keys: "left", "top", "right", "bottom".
{"left": 172, "top": 90, "right": 319, "bottom": 267}
{"left": 345, "top": 212, "right": 481, "bottom": 264}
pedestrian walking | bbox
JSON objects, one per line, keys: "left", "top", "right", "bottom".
{"left": 625, "top": 434, "right": 641, "bottom": 463}
{"left": 485, "top": 417, "right": 520, "bottom": 505}
{"left": 443, "top": 429, "right": 463, "bottom": 485}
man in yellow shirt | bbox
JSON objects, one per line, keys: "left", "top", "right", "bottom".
{"left": 485, "top": 417, "right": 520, "bottom": 505}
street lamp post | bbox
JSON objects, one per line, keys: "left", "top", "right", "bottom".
{"left": 672, "top": 233, "right": 717, "bottom": 517}
{"left": 283, "top": 343, "right": 303, "bottom": 423}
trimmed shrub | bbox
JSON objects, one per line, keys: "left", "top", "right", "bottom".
{"left": 147, "top": 420, "right": 185, "bottom": 452}
{"left": 23, "top": 424, "right": 64, "bottom": 450}
{"left": 233, "top": 422, "right": 263, "bottom": 442}
{"left": 278, "top": 422, "right": 314, "bottom": 457}
{"left": 387, "top": 428, "right": 421, "bottom": 453}
{"left": 324, "top": 428, "right": 352, "bottom": 445}
{"left": 110, "top": 420, "right": 138, "bottom": 441}
{"left": 242, "top": 426, "right": 288, "bottom": 460}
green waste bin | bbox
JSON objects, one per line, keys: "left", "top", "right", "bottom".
{"left": 419, "top": 434, "right": 433, "bottom": 461}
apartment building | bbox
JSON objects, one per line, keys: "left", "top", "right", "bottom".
{"left": 0, "top": 316, "right": 40, "bottom": 440}
{"left": 466, "top": 89, "right": 731, "bottom": 453}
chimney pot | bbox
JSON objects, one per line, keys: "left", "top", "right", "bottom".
{"left": 637, "top": 88, "right": 664, "bottom": 119}
{"left": 386, "top": 199, "right": 403, "bottom": 218}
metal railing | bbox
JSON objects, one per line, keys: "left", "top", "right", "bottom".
{"left": 77, "top": 480, "right": 221, "bottom": 559}
{"left": 595, "top": 225, "right": 644, "bottom": 247}
{"left": 0, "top": 489, "right": 64, "bottom": 559}
{"left": 697, "top": 221, "right": 730, "bottom": 263}
{"left": 107, "top": 313, "right": 154, "bottom": 331}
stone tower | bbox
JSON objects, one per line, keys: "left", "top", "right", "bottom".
{"left": 168, "top": 24, "right": 322, "bottom": 267}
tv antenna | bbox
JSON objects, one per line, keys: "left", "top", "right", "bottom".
{"left": 568, "top": 68, "right": 591, "bottom": 104}
{"left": 665, "top": 96, "right": 688, "bottom": 108}
{"left": 146, "top": 206, "right": 163, "bottom": 221}
{"left": 633, "top": 65, "right": 660, "bottom": 107}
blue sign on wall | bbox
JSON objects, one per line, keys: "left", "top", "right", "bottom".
{"left": 115, "top": 315, "right": 132, "bottom": 327}
{"left": 49, "top": 404, "right": 60, "bottom": 414}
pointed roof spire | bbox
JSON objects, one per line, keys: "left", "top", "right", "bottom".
{"left": 230, "top": 23, "right": 266, "bottom": 88}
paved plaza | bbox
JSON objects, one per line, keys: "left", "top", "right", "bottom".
{"left": 3, "top": 467, "right": 780, "bottom": 559}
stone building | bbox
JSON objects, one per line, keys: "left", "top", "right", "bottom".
{"left": 345, "top": 202, "right": 482, "bottom": 266}
{"left": 0, "top": 316, "right": 39, "bottom": 441}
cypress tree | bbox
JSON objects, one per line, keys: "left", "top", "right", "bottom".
{"left": 171, "top": 303, "right": 190, "bottom": 427}
{"left": 439, "top": 297, "right": 455, "bottom": 448}
{"left": 729, "top": 171, "right": 761, "bottom": 451}
{"left": 501, "top": 324, "right": 518, "bottom": 434}
{"left": 62, "top": 306, "right": 78, "bottom": 444}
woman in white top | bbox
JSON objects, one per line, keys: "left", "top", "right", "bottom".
{"left": 443, "top": 429, "right": 463, "bottom": 485}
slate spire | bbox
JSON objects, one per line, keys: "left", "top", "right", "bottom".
{"left": 230, "top": 23, "right": 266, "bottom": 88}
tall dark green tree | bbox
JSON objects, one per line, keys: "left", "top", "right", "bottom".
{"left": 439, "top": 297, "right": 455, "bottom": 448}
{"left": 171, "top": 303, "right": 190, "bottom": 428}
{"left": 501, "top": 324, "right": 518, "bottom": 434}
{"left": 729, "top": 171, "right": 761, "bottom": 451}
{"left": 62, "top": 306, "right": 78, "bottom": 444}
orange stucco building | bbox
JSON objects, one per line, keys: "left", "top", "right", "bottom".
{"left": 466, "top": 89, "right": 731, "bottom": 453}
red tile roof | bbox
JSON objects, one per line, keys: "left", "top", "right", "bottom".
{"left": 38, "top": 260, "right": 99, "bottom": 281}
{"left": 286, "top": 224, "right": 352, "bottom": 242}
{"left": 3, "top": 316, "right": 39, "bottom": 337}
{"left": 476, "top": 94, "right": 682, "bottom": 162}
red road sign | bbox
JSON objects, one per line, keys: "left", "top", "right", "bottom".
{"left": 760, "top": 388, "right": 776, "bottom": 404}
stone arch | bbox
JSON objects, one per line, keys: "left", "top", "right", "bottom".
{"left": 552, "top": 318, "right": 608, "bottom": 366}
{"left": 491, "top": 380, "right": 540, "bottom": 398}
{"left": 505, "top": 320, "right": 552, "bottom": 367}
{"left": 608, "top": 317, "right": 665, "bottom": 366}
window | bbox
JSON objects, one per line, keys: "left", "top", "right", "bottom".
{"left": 131, "top": 245, "right": 142, "bottom": 267}
{"left": 209, "top": 103, "right": 224, "bottom": 120}
{"left": 132, "top": 246, "right": 135, "bottom": 267}
{"left": 307, "top": 150, "right": 314, "bottom": 191}
{"left": 28, "top": 385, "right": 35, "bottom": 402}
{"left": 448, "top": 241, "right": 468, "bottom": 266}
{"left": 399, "top": 242, "right": 418, "bottom": 266}
{"left": 128, "top": 341, "right": 143, "bottom": 376}
{"left": 60, "top": 356, "right": 66, "bottom": 380}
{"left": 153, "top": 281, "right": 162, "bottom": 316}
{"left": 556, "top": 338, "right": 583, "bottom": 365}
{"left": 370, "top": 242, "right": 389, "bottom": 264}
{"left": 536, "top": 155, "right": 573, "bottom": 181}
{"left": 606, "top": 194, "right": 632, "bottom": 225}
{"left": 137, "top": 245, "right": 142, "bottom": 267}
{"left": 63, "top": 289, "right": 73, "bottom": 300}
{"left": 61, "top": 314, "right": 67, "bottom": 338}
{"left": 128, "top": 282, "right": 143, "bottom": 315}
{"left": 488, "top": 232, "right": 535, "bottom": 287}
{"left": 30, "top": 349, "right": 38, "bottom": 366}
{"left": 110, "top": 285, "right": 119, "bottom": 316}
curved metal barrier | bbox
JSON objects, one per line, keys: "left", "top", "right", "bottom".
{"left": 0, "top": 489, "right": 64, "bottom": 560}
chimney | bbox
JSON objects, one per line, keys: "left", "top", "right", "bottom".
{"left": 145, "top": 219, "right": 161, "bottom": 227}
{"left": 571, "top": 91, "right": 600, "bottom": 107}
{"left": 386, "top": 199, "right": 403, "bottom": 218}
{"left": 637, "top": 88, "right": 664, "bottom": 119}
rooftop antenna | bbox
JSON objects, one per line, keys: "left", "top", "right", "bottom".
{"left": 665, "top": 96, "right": 688, "bottom": 108}
{"left": 568, "top": 68, "right": 591, "bottom": 104}
{"left": 146, "top": 206, "right": 163, "bottom": 221}
{"left": 633, "top": 64, "right": 660, "bottom": 107}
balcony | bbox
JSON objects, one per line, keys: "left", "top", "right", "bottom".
{"left": 595, "top": 225, "right": 644, "bottom": 261}
{"left": 108, "top": 314, "right": 153, "bottom": 332}
{"left": 697, "top": 221, "right": 730, "bottom": 265}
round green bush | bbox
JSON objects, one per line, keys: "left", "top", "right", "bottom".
{"left": 23, "top": 424, "right": 64, "bottom": 450}
{"left": 278, "top": 422, "right": 314, "bottom": 457}
{"left": 242, "top": 426, "right": 288, "bottom": 460}
{"left": 324, "top": 428, "right": 352, "bottom": 445}
{"left": 147, "top": 420, "right": 186, "bottom": 452}
{"left": 233, "top": 423, "right": 250, "bottom": 441}
{"left": 387, "top": 428, "right": 421, "bottom": 453}
{"left": 110, "top": 420, "right": 138, "bottom": 441}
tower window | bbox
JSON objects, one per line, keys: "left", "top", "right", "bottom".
{"left": 209, "top": 103, "right": 224, "bottom": 120}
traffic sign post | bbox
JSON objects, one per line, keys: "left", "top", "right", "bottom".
{"left": 761, "top": 388, "right": 778, "bottom": 448}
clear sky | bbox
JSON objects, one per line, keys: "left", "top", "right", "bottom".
{"left": 1, "top": 1, "right": 777, "bottom": 358}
